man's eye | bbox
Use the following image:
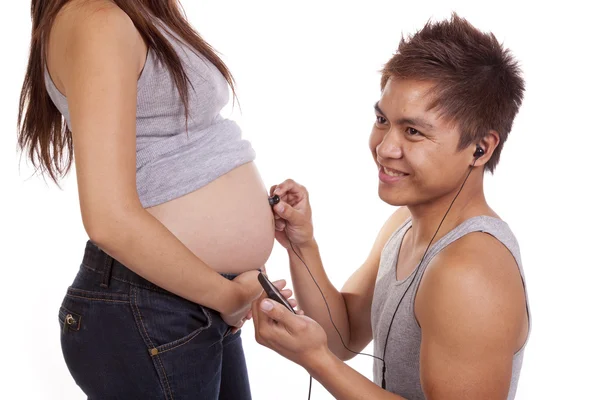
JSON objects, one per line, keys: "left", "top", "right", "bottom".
{"left": 376, "top": 116, "right": 387, "bottom": 124}
{"left": 407, "top": 127, "right": 421, "bottom": 136}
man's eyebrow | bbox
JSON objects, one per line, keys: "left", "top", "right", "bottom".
{"left": 398, "top": 117, "right": 434, "bottom": 130}
{"left": 374, "top": 101, "right": 434, "bottom": 130}
{"left": 374, "top": 102, "right": 385, "bottom": 116}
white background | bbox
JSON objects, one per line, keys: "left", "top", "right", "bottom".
{"left": 1, "top": 1, "right": 599, "bottom": 399}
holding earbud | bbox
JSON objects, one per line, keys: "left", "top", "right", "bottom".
{"left": 268, "top": 194, "right": 280, "bottom": 206}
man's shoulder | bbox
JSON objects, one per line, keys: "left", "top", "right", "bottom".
{"left": 360, "top": 206, "right": 412, "bottom": 272}
{"left": 376, "top": 206, "right": 412, "bottom": 246}
{"left": 417, "top": 226, "right": 525, "bottom": 332}
{"left": 433, "top": 226, "right": 517, "bottom": 275}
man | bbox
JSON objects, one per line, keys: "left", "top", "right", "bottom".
{"left": 252, "top": 13, "right": 529, "bottom": 400}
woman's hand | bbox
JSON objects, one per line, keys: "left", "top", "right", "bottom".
{"left": 270, "top": 179, "right": 314, "bottom": 249}
{"left": 221, "top": 272, "right": 297, "bottom": 332}
{"left": 252, "top": 292, "right": 329, "bottom": 370}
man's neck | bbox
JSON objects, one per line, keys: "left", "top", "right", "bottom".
{"left": 406, "top": 178, "right": 491, "bottom": 248}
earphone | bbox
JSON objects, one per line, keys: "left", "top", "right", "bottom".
{"left": 268, "top": 144, "right": 483, "bottom": 398}
{"left": 269, "top": 195, "right": 281, "bottom": 206}
{"left": 474, "top": 145, "right": 485, "bottom": 159}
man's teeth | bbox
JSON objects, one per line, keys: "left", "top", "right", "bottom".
{"left": 383, "top": 167, "right": 406, "bottom": 177}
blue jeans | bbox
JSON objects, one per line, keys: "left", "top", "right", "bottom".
{"left": 58, "top": 241, "right": 252, "bottom": 400}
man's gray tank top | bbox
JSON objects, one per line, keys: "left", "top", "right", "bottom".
{"left": 44, "top": 19, "right": 255, "bottom": 208}
{"left": 372, "top": 215, "right": 531, "bottom": 399}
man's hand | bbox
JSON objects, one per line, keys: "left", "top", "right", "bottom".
{"left": 221, "top": 273, "right": 297, "bottom": 333}
{"left": 252, "top": 292, "right": 329, "bottom": 369}
{"left": 270, "top": 179, "right": 314, "bottom": 249}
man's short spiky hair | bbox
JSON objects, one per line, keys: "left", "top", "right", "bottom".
{"left": 381, "top": 13, "right": 525, "bottom": 172}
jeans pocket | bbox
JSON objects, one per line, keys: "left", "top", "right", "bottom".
{"left": 130, "top": 286, "right": 213, "bottom": 355}
{"left": 58, "top": 305, "right": 82, "bottom": 334}
{"left": 59, "top": 287, "right": 130, "bottom": 334}
{"left": 58, "top": 287, "right": 133, "bottom": 396}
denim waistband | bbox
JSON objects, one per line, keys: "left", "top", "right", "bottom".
{"left": 81, "top": 241, "right": 239, "bottom": 293}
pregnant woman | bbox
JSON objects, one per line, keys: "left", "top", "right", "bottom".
{"left": 17, "top": 0, "right": 290, "bottom": 398}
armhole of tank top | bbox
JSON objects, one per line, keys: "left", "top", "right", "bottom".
{"left": 409, "top": 226, "right": 531, "bottom": 353}
{"left": 409, "top": 226, "right": 498, "bottom": 330}
{"left": 137, "top": 45, "right": 152, "bottom": 90}
{"left": 43, "top": 27, "right": 151, "bottom": 98}
{"left": 473, "top": 228, "right": 531, "bottom": 355}
{"left": 42, "top": 40, "right": 67, "bottom": 100}
{"left": 382, "top": 217, "right": 412, "bottom": 252}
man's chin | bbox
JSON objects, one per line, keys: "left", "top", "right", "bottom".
{"left": 378, "top": 187, "right": 410, "bottom": 207}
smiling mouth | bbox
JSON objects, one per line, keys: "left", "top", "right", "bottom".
{"left": 381, "top": 166, "right": 408, "bottom": 177}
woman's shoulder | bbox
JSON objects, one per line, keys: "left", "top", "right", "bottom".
{"left": 47, "top": 0, "right": 146, "bottom": 92}
{"left": 57, "top": 0, "right": 130, "bottom": 25}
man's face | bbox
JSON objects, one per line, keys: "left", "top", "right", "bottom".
{"left": 369, "top": 78, "right": 475, "bottom": 207}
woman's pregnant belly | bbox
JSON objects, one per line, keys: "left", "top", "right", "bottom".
{"left": 146, "top": 162, "right": 275, "bottom": 274}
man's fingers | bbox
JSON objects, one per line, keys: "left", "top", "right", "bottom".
{"left": 253, "top": 293, "right": 272, "bottom": 344}
{"left": 272, "top": 179, "right": 298, "bottom": 196}
{"left": 272, "top": 179, "right": 308, "bottom": 202}
{"left": 252, "top": 292, "right": 268, "bottom": 325}
{"left": 272, "top": 200, "right": 303, "bottom": 226}
{"left": 259, "top": 299, "right": 303, "bottom": 335}
{"left": 275, "top": 219, "right": 286, "bottom": 231}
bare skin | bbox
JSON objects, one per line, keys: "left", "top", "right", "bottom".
{"left": 253, "top": 78, "right": 528, "bottom": 399}
{"left": 46, "top": 0, "right": 282, "bottom": 329}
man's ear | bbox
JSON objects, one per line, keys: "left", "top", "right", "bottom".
{"left": 473, "top": 130, "right": 500, "bottom": 167}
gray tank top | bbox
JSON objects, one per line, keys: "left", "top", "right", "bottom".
{"left": 372, "top": 215, "right": 530, "bottom": 399}
{"left": 44, "top": 20, "right": 255, "bottom": 208}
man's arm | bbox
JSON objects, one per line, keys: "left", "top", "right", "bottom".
{"left": 417, "top": 232, "right": 528, "bottom": 399}
{"left": 340, "top": 206, "right": 412, "bottom": 358}
{"left": 309, "top": 231, "right": 527, "bottom": 400}
{"left": 286, "top": 206, "right": 411, "bottom": 360}
{"left": 253, "top": 292, "right": 409, "bottom": 400}
{"left": 253, "top": 227, "right": 527, "bottom": 399}
{"left": 270, "top": 180, "right": 410, "bottom": 359}
{"left": 309, "top": 349, "right": 407, "bottom": 400}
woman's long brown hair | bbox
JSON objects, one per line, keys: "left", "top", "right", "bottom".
{"left": 18, "top": 0, "right": 236, "bottom": 183}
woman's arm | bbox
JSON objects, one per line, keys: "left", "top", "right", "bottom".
{"left": 52, "top": 2, "right": 259, "bottom": 314}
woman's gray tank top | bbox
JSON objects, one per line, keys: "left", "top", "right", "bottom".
{"left": 371, "top": 215, "right": 531, "bottom": 399}
{"left": 44, "top": 20, "right": 255, "bottom": 208}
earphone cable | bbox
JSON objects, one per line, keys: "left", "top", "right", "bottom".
{"left": 380, "top": 164, "right": 475, "bottom": 388}
{"left": 283, "top": 161, "right": 478, "bottom": 397}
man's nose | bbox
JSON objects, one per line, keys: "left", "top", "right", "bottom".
{"left": 377, "top": 130, "right": 403, "bottom": 159}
